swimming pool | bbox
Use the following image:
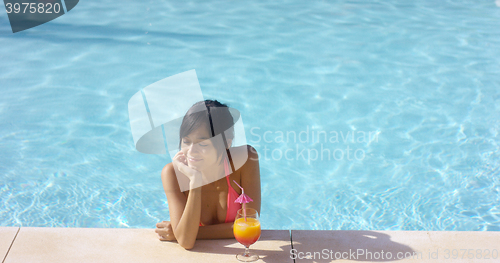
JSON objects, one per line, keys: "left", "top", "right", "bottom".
{"left": 0, "top": 0, "right": 499, "bottom": 231}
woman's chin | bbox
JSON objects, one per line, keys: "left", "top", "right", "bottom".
{"left": 188, "top": 162, "right": 202, "bottom": 169}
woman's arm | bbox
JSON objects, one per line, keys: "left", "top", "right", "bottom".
{"left": 161, "top": 161, "right": 201, "bottom": 249}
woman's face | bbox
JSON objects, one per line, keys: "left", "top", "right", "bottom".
{"left": 181, "top": 125, "right": 219, "bottom": 171}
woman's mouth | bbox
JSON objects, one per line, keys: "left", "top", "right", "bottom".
{"left": 188, "top": 157, "right": 202, "bottom": 162}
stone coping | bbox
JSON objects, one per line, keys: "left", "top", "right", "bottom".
{"left": 1, "top": 227, "right": 291, "bottom": 263}
{"left": 1, "top": 227, "right": 499, "bottom": 263}
{"left": 0, "top": 227, "right": 19, "bottom": 263}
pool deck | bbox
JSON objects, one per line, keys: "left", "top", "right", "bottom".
{"left": 1, "top": 227, "right": 499, "bottom": 262}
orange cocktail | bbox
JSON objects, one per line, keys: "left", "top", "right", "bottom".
{"left": 233, "top": 217, "right": 261, "bottom": 247}
{"left": 233, "top": 208, "right": 260, "bottom": 262}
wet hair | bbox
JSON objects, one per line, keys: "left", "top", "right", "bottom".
{"left": 179, "top": 100, "right": 234, "bottom": 161}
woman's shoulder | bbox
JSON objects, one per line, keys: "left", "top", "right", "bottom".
{"left": 228, "top": 145, "right": 258, "bottom": 159}
{"left": 228, "top": 145, "right": 259, "bottom": 173}
{"left": 162, "top": 162, "right": 174, "bottom": 176}
{"left": 161, "top": 163, "right": 178, "bottom": 187}
{"left": 229, "top": 144, "right": 257, "bottom": 154}
{"left": 161, "top": 162, "right": 190, "bottom": 193}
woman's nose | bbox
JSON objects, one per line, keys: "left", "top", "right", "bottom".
{"left": 187, "top": 143, "right": 200, "bottom": 154}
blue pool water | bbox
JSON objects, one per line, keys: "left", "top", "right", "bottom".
{"left": 0, "top": 0, "right": 499, "bottom": 231}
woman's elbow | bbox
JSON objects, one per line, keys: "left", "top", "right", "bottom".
{"left": 180, "top": 242, "right": 195, "bottom": 250}
{"left": 177, "top": 238, "right": 196, "bottom": 250}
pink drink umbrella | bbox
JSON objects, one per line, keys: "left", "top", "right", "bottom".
{"left": 233, "top": 180, "right": 253, "bottom": 220}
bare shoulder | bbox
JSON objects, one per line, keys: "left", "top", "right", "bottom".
{"left": 228, "top": 145, "right": 259, "bottom": 170}
{"left": 161, "top": 162, "right": 181, "bottom": 192}
{"left": 229, "top": 145, "right": 260, "bottom": 174}
{"left": 246, "top": 145, "right": 258, "bottom": 160}
{"left": 162, "top": 162, "right": 191, "bottom": 194}
{"left": 243, "top": 145, "right": 259, "bottom": 171}
{"left": 161, "top": 162, "right": 174, "bottom": 180}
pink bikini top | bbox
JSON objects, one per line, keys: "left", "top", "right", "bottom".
{"left": 199, "top": 158, "right": 241, "bottom": 226}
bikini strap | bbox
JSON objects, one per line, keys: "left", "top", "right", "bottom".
{"left": 224, "top": 158, "right": 231, "bottom": 183}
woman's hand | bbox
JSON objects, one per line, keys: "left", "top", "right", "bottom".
{"left": 155, "top": 221, "right": 176, "bottom": 241}
{"left": 173, "top": 151, "right": 203, "bottom": 189}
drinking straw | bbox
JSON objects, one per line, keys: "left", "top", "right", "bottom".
{"left": 233, "top": 180, "right": 253, "bottom": 221}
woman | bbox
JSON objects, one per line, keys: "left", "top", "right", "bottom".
{"left": 155, "top": 100, "right": 261, "bottom": 250}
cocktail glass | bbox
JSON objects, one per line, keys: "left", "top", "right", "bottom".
{"left": 233, "top": 208, "right": 261, "bottom": 262}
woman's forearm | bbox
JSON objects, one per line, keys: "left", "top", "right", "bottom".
{"left": 173, "top": 188, "right": 202, "bottom": 249}
{"left": 197, "top": 222, "right": 235, "bottom": 239}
